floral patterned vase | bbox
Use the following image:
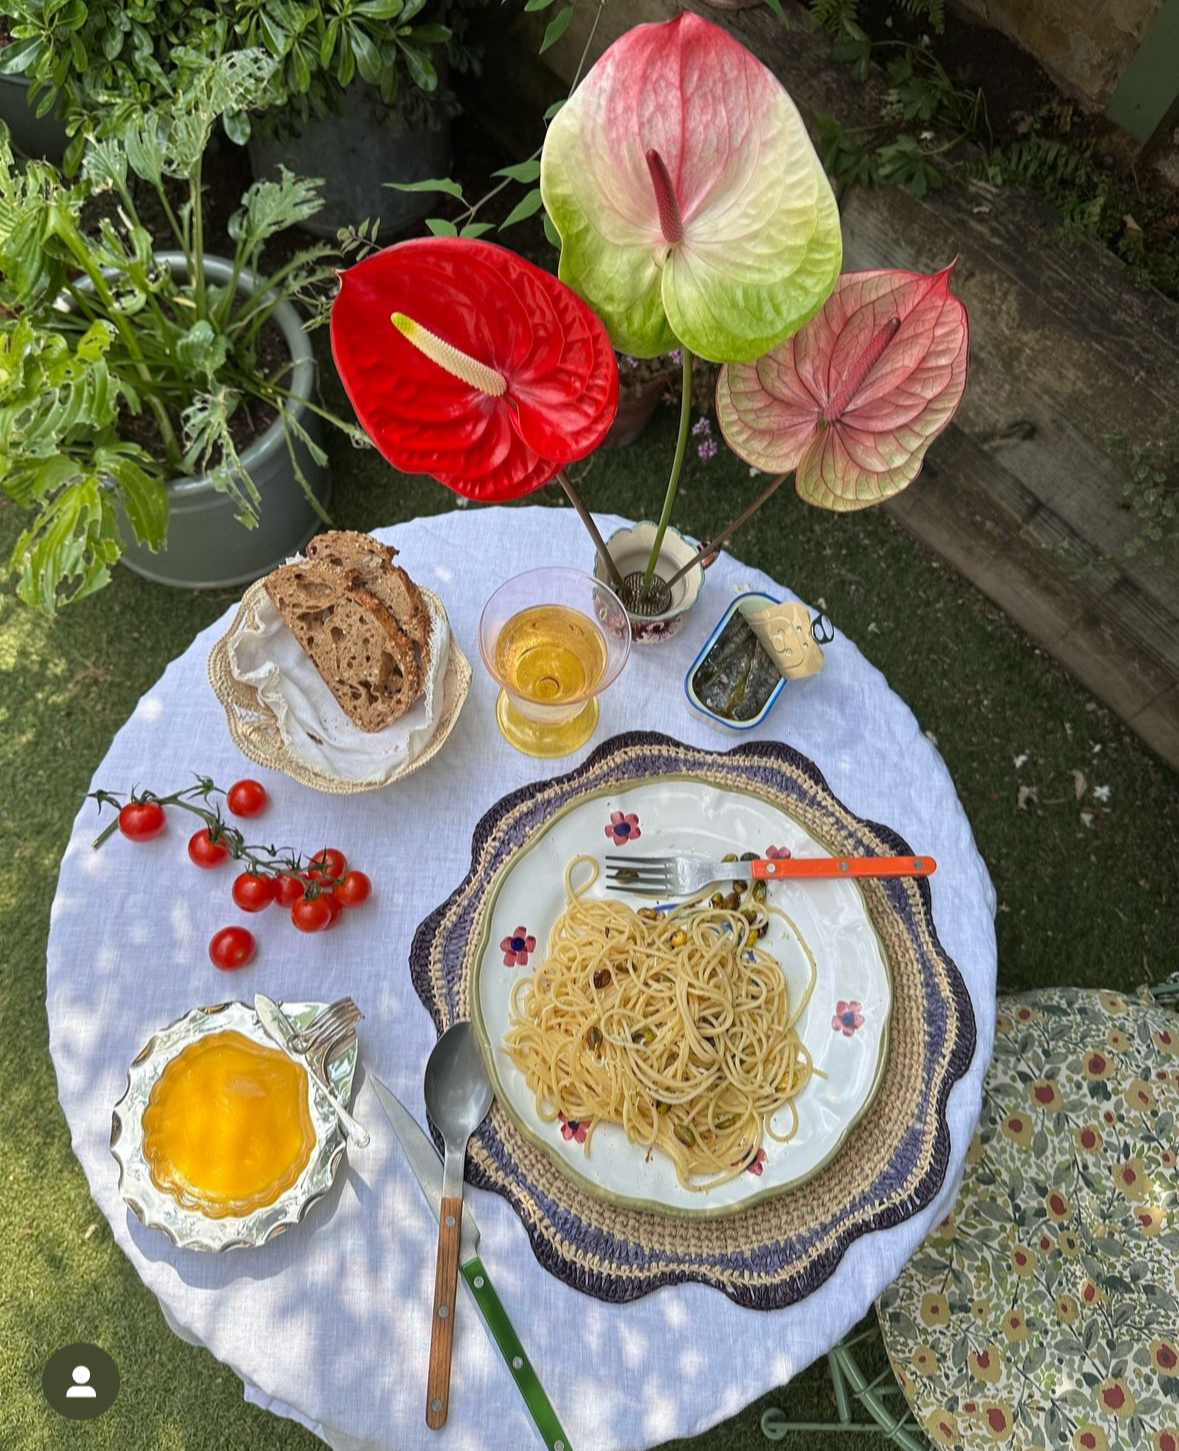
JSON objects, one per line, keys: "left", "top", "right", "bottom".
{"left": 877, "top": 985, "right": 1179, "bottom": 1451}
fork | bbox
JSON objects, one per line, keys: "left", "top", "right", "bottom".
{"left": 290, "top": 997, "right": 363, "bottom": 1082}
{"left": 603, "top": 852, "right": 935, "bottom": 898}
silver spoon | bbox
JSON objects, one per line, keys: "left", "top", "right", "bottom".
{"left": 422, "top": 1021, "right": 493, "bottom": 1431}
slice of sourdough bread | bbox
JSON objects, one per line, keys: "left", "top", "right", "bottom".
{"left": 263, "top": 561, "right": 422, "bottom": 731}
{"left": 305, "top": 530, "right": 431, "bottom": 671}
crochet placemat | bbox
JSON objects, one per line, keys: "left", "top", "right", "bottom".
{"left": 207, "top": 581, "right": 471, "bottom": 794}
{"left": 410, "top": 731, "right": 975, "bottom": 1310}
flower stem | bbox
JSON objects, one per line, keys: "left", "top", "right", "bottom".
{"left": 642, "top": 348, "right": 694, "bottom": 595}
{"left": 556, "top": 469, "right": 627, "bottom": 592}
{"left": 664, "top": 470, "right": 791, "bottom": 588}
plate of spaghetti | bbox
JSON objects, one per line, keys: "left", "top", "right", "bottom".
{"left": 469, "top": 773, "right": 893, "bottom": 1216}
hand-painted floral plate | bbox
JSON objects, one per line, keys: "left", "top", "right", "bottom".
{"left": 111, "top": 1000, "right": 358, "bottom": 1251}
{"left": 469, "top": 777, "right": 892, "bottom": 1217}
{"left": 413, "top": 733, "right": 973, "bottom": 1308}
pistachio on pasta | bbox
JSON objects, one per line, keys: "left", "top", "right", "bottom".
{"left": 586, "top": 1025, "right": 603, "bottom": 1050}
{"left": 669, "top": 928, "right": 688, "bottom": 948}
{"left": 674, "top": 1124, "right": 697, "bottom": 1148}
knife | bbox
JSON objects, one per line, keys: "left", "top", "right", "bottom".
{"left": 254, "top": 994, "right": 370, "bottom": 1148}
{"left": 371, "top": 1076, "right": 572, "bottom": 1451}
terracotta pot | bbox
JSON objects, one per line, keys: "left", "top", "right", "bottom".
{"left": 601, "top": 373, "right": 672, "bottom": 449}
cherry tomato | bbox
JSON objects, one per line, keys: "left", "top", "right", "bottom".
{"left": 307, "top": 848, "right": 347, "bottom": 884}
{"left": 232, "top": 872, "right": 276, "bottom": 913}
{"left": 209, "top": 925, "right": 256, "bottom": 970}
{"left": 291, "top": 896, "right": 333, "bottom": 933}
{"left": 188, "top": 828, "right": 230, "bottom": 868}
{"left": 321, "top": 892, "right": 343, "bottom": 929}
{"left": 118, "top": 800, "right": 166, "bottom": 841}
{"left": 334, "top": 870, "right": 372, "bottom": 908}
{"left": 227, "top": 779, "right": 268, "bottom": 818}
{"left": 274, "top": 873, "right": 307, "bottom": 908}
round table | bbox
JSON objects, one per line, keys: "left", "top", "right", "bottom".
{"left": 47, "top": 507, "right": 997, "bottom": 1451}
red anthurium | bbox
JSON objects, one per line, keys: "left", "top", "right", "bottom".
{"left": 716, "top": 264, "right": 969, "bottom": 510}
{"left": 330, "top": 238, "right": 619, "bottom": 501}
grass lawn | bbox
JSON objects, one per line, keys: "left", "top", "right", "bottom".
{"left": 2, "top": 341, "right": 1178, "bottom": 1451}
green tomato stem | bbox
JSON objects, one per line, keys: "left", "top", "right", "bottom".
{"left": 642, "top": 347, "right": 694, "bottom": 596}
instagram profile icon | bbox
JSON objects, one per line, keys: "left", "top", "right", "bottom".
{"left": 42, "top": 1342, "right": 120, "bottom": 1421}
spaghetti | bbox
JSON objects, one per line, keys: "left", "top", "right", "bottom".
{"left": 504, "top": 856, "right": 818, "bottom": 1191}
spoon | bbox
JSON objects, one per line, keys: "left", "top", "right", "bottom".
{"left": 422, "top": 1020, "right": 494, "bottom": 1430}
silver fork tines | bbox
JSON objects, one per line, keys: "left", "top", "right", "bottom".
{"left": 290, "top": 997, "right": 363, "bottom": 1078}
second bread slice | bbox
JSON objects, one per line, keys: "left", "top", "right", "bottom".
{"left": 263, "top": 561, "right": 423, "bottom": 732}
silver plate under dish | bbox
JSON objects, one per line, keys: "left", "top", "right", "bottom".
{"left": 110, "top": 1000, "right": 358, "bottom": 1252}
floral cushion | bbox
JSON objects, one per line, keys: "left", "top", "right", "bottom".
{"left": 876, "top": 986, "right": 1179, "bottom": 1451}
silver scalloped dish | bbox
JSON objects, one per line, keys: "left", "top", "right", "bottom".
{"left": 111, "top": 1000, "right": 358, "bottom": 1251}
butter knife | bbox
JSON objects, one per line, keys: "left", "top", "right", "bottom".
{"left": 371, "top": 1076, "right": 572, "bottom": 1451}
{"left": 254, "top": 994, "right": 370, "bottom": 1148}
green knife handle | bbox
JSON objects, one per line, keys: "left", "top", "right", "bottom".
{"left": 461, "top": 1257, "right": 572, "bottom": 1451}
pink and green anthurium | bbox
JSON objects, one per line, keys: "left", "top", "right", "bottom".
{"left": 540, "top": 12, "right": 843, "bottom": 365}
{"left": 716, "top": 264, "right": 970, "bottom": 510}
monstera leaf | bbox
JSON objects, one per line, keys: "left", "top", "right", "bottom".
{"left": 540, "top": 12, "right": 842, "bottom": 364}
{"left": 330, "top": 238, "right": 618, "bottom": 501}
{"left": 716, "top": 264, "right": 969, "bottom": 510}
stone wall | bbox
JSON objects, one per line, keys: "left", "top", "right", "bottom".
{"left": 954, "top": 0, "right": 1166, "bottom": 107}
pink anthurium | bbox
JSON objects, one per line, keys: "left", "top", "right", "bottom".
{"left": 541, "top": 12, "right": 842, "bottom": 364}
{"left": 716, "top": 264, "right": 969, "bottom": 510}
{"left": 330, "top": 238, "right": 618, "bottom": 501}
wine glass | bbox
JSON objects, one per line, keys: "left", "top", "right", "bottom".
{"left": 478, "top": 567, "right": 631, "bottom": 757}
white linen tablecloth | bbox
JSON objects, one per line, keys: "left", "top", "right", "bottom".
{"left": 47, "top": 506, "right": 997, "bottom": 1451}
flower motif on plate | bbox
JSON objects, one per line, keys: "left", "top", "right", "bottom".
{"left": 765, "top": 844, "right": 792, "bottom": 859}
{"left": 500, "top": 926, "right": 537, "bottom": 967}
{"left": 604, "top": 810, "right": 641, "bottom": 845}
{"left": 558, "top": 1113, "right": 588, "bottom": 1144}
{"left": 832, "top": 999, "right": 864, "bottom": 1037}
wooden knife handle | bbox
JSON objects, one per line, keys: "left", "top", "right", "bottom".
{"left": 425, "top": 1195, "right": 462, "bottom": 1429}
{"left": 752, "top": 854, "right": 936, "bottom": 880}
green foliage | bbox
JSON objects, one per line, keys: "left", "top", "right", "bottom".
{"left": 817, "top": 112, "right": 946, "bottom": 197}
{"left": 1105, "top": 425, "right": 1179, "bottom": 562}
{"left": 0, "top": 59, "right": 346, "bottom": 613}
{"left": 1, "top": 0, "right": 477, "bottom": 157}
{"left": 810, "top": 0, "right": 944, "bottom": 32}
{"left": 875, "top": 133, "right": 942, "bottom": 195}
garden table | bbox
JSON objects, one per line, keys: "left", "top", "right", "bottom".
{"left": 47, "top": 506, "right": 997, "bottom": 1451}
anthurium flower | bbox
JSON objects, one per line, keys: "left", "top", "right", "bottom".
{"left": 716, "top": 264, "right": 969, "bottom": 510}
{"left": 541, "top": 12, "right": 842, "bottom": 364}
{"left": 330, "top": 238, "right": 618, "bottom": 501}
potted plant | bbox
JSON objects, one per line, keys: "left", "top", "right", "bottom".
{"left": 245, "top": 0, "right": 485, "bottom": 238}
{"left": 0, "top": 11, "right": 66, "bottom": 160}
{"left": 0, "top": 52, "right": 352, "bottom": 610}
{"left": 0, "top": 0, "right": 480, "bottom": 228}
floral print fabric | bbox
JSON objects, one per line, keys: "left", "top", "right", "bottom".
{"left": 877, "top": 987, "right": 1179, "bottom": 1450}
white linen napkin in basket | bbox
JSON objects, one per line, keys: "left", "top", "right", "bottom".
{"left": 227, "top": 590, "right": 450, "bottom": 785}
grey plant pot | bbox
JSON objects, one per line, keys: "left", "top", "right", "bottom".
{"left": 248, "top": 83, "right": 451, "bottom": 239}
{"left": 115, "top": 253, "right": 331, "bottom": 590}
{"left": 0, "top": 71, "right": 68, "bottom": 162}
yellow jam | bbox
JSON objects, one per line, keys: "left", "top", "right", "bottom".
{"left": 143, "top": 1029, "right": 316, "bottom": 1219}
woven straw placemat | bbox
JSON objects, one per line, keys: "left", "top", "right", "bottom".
{"left": 207, "top": 581, "right": 471, "bottom": 794}
{"left": 410, "top": 731, "right": 976, "bottom": 1310}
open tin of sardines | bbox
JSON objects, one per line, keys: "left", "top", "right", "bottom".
{"left": 685, "top": 592, "right": 832, "bottom": 730}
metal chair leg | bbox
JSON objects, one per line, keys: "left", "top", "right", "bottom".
{"left": 758, "top": 1322, "right": 929, "bottom": 1448}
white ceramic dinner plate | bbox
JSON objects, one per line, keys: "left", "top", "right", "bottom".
{"left": 471, "top": 776, "right": 893, "bottom": 1217}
